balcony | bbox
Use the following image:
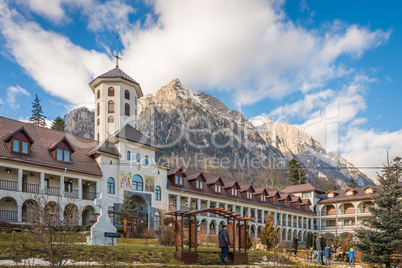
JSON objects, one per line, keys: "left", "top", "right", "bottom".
{"left": 22, "top": 183, "right": 39, "bottom": 194}
{"left": 0, "top": 210, "right": 18, "bottom": 222}
{"left": 0, "top": 179, "right": 18, "bottom": 191}
{"left": 44, "top": 186, "right": 61, "bottom": 196}
{"left": 64, "top": 190, "right": 78, "bottom": 199}
{"left": 82, "top": 191, "right": 98, "bottom": 200}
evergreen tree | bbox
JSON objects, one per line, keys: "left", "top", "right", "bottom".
{"left": 29, "top": 94, "right": 47, "bottom": 126}
{"left": 50, "top": 116, "right": 66, "bottom": 132}
{"left": 286, "top": 158, "right": 307, "bottom": 185}
{"left": 116, "top": 193, "right": 136, "bottom": 227}
{"left": 259, "top": 214, "right": 279, "bottom": 251}
{"left": 326, "top": 183, "right": 337, "bottom": 191}
{"left": 347, "top": 178, "right": 358, "bottom": 188}
{"left": 354, "top": 157, "right": 402, "bottom": 268}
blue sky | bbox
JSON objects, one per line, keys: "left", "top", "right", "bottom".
{"left": 0, "top": 0, "right": 401, "bottom": 178}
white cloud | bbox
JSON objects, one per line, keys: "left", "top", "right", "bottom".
{"left": 6, "top": 85, "right": 30, "bottom": 109}
{"left": 341, "top": 127, "right": 402, "bottom": 178}
{"left": 18, "top": 116, "right": 53, "bottom": 128}
{"left": 249, "top": 113, "right": 272, "bottom": 127}
{"left": 21, "top": 0, "right": 65, "bottom": 22}
{"left": 0, "top": 1, "right": 112, "bottom": 106}
{"left": 118, "top": 0, "right": 389, "bottom": 104}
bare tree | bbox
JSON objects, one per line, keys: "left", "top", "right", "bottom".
{"left": 22, "top": 193, "right": 87, "bottom": 268}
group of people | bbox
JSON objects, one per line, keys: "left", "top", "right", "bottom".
{"left": 315, "top": 234, "right": 357, "bottom": 266}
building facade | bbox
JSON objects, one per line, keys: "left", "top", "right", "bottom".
{"left": 0, "top": 66, "right": 375, "bottom": 242}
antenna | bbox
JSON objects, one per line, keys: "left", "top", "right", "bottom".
{"left": 112, "top": 35, "right": 122, "bottom": 68}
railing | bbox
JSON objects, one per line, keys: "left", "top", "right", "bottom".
{"left": 0, "top": 210, "right": 18, "bottom": 222}
{"left": 44, "top": 186, "right": 61, "bottom": 196}
{"left": 0, "top": 180, "right": 18, "bottom": 191}
{"left": 22, "top": 183, "right": 39, "bottom": 193}
{"left": 82, "top": 191, "right": 98, "bottom": 200}
{"left": 64, "top": 190, "right": 78, "bottom": 199}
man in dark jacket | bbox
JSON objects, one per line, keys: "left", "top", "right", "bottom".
{"left": 292, "top": 235, "right": 299, "bottom": 255}
{"left": 316, "top": 234, "right": 325, "bottom": 265}
{"left": 219, "top": 225, "right": 230, "bottom": 265}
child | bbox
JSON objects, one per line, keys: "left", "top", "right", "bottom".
{"left": 324, "top": 246, "right": 334, "bottom": 265}
{"left": 348, "top": 248, "right": 357, "bottom": 265}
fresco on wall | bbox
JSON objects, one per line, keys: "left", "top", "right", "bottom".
{"left": 145, "top": 175, "right": 154, "bottom": 192}
{"left": 120, "top": 171, "right": 132, "bottom": 189}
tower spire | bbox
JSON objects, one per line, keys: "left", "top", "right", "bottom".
{"left": 112, "top": 35, "right": 122, "bottom": 68}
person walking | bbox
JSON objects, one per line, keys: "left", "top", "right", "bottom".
{"left": 348, "top": 248, "right": 357, "bottom": 266}
{"left": 330, "top": 243, "right": 337, "bottom": 261}
{"left": 219, "top": 225, "right": 230, "bottom": 265}
{"left": 324, "top": 246, "right": 334, "bottom": 265}
{"left": 316, "top": 234, "right": 325, "bottom": 265}
{"left": 337, "top": 246, "right": 345, "bottom": 262}
{"left": 292, "top": 235, "right": 299, "bottom": 255}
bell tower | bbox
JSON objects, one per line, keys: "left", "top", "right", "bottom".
{"left": 89, "top": 68, "right": 143, "bottom": 142}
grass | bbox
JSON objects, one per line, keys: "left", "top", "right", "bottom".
{"left": 0, "top": 232, "right": 307, "bottom": 267}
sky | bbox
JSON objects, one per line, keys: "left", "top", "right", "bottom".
{"left": 0, "top": 0, "right": 401, "bottom": 178}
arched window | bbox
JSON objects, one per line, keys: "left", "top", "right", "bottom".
{"left": 97, "top": 118, "right": 100, "bottom": 126}
{"left": 107, "top": 177, "right": 115, "bottom": 194}
{"left": 136, "top": 153, "right": 140, "bottom": 163}
{"left": 97, "top": 89, "right": 100, "bottom": 99}
{"left": 108, "top": 116, "right": 114, "bottom": 123}
{"left": 125, "top": 103, "right": 130, "bottom": 116}
{"left": 132, "top": 175, "right": 143, "bottom": 191}
{"left": 108, "top": 100, "right": 114, "bottom": 113}
{"left": 127, "top": 151, "right": 131, "bottom": 160}
{"left": 97, "top": 103, "right": 100, "bottom": 116}
{"left": 155, "top": 186, "right": 161, "bottom": 201}
{"left": 125, "top": 90, "right": 130, "bottom": 100}
{"left": 145, "top": 155, "right": 149, "bottom": 165}
{"left": 108, "top": 87, "right": 114, "bottom": 96}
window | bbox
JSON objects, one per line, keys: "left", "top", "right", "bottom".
{"left": 261, "top": 195, "right": 266, "bottom": 202}
{"left": 108, "top": 116, "right": 114, "bottom": 123}
{"left": 44, "top": 179, "right": 49, "bottom": 189}
{"left": 108, "top": 207, "right": 115, "bottom": 224}
{"left": 327, "top": 192, "right": 334, "bottom": 198}
{"left": 97, "top": 103, "right": 100, "bottom": 116}
{"left": 231, "top": 189, "right": 237, "bottom": 196}
{"left": 246, "top": 192, "right": 252, "bottom": 199}
{"left": 136, "top": 153, "right": 140, "bottom": 163}
{"left": 302, "top": 192, "right": 312, "bottom": 198}
{"left": 273, "top": 197, "right": 278, "bottom": 204}
{"left": 135, "top": 96, "right": 137, "bottom": 105}
{"left": 97, "top": 89, "right": 100, "bottom": 99}
{"left": 175, "top": 176, "right": 183, "bottom": 185}
{"left": 125, "top": 90, "right": 130, "bottom": 100}
{"left": 285, "top": 200, "right": 289, "bottom": 206}
{"left": 127, "top": 151, "right": 131, "bottom": 160}
{"left": 125, "top": 103, "right": 130, "bottom": 116}
{"left": 155, "top": 186, "right": 161, "bottom": 201}
{"left": 107, "top": 177, "right": 115, "bottom": 194}
{"left": 214, "top": 185, "right": 221, "bottom": 193}
{"left": 344, "top": 219, "right": 355, "bottom": 226}
{"left": 196, "top": 180, "right": 203, "bottom": 189}
{"left": 346, "top": 190, "right": 354, "bottom": 196}
{"left": 97, "top": 118, "right": 100, "bottom": 126}
{"left": 64, "top": 181, "right": 72, "bottom": 192}
{"left": 56, "top": 148, "right": 70, "bottom": 162}
{"left": 296, "top": 203, "right": 300, "bottom": 209}
{"left": 326, "top": 220, "right": 336, "bottom": 227}
{"left": 12, "top": 139, "right": 30, "bottom": 154}
{"left": 365, "top": 188, "right": 373, "bottom": 194}
{"left": 108, "top": 100, "right": 114, "bottom": 113}
{"left": 132, "top": 175, "right": 143, "bottom": 191}
{"left": 145, "top": 155, "right": 149, "bottom": 165}
{"left": 108, "top": 87, "right": 114, "bottom": 96}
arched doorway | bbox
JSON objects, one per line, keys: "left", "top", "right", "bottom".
{"left": 282, "top": 228, "right": 286, "bottom": 241}
{"left": 64, "top": 204, "right": 79, "bottom": 225}
{"left": 200, "top": 219, "right": 208, "bottom": 233}
{"left": 22, "top": 199, "right": 39, "bottom": 222}
{"left": 0, "top": 197, "right": 18, "bottom": 222}
{"left": 82, "top": 205, "right": 95, "bottom": 226}
{"left": 128, "top": 194, "right": 149, "bottom": 228}
{"left": 210, "top": 220, "right": 217, "bottom": 233}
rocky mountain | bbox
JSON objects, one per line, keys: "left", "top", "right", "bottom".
{"left": 63, "top": 79, "right": 375, "bottom": 188}
{"left": 254, "top": 121, "right": 374, "bottom": 187}
{"left": 64, "top": 107, "right": 94, "bottom": 139}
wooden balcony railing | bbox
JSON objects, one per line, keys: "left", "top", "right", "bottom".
{"left": 0, "top": 180, "right": 18, "bottom": 191}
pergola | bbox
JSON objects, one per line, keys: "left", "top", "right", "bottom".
{"left": 166, "top": 208, "right": 255, "bottom": 264}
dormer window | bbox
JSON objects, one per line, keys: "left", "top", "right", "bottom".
{"left": 231, "top": 189, "right": 238, "bottom": 196}
{"left": 5, "top": 127, "right": 34, "bottom": 155}
{"left": 285, "top": 200, "right": 289, "bottom": 206}
{"left": 49, "top": 137, "right": 74, "bottom": 162}
{"left": 365, "top": 187, "right": 373, "bottom": 194}
{"left": 175, "top": 176, "right": 183, "bottom": 185}
{"left": 246, "top": 192, "right": 253, "bottom": 199}
{"left": 56, "top": 148, "right": 70, "bottom": 162}
{"left": 196, "top": 180, "right": 203, "bottom": 189}
{"left": 261, "top": 195, "right": 266, "bottom": 202}
{"left": 273, "top": 197, "right": 278, "bottom": 204}
{"left": 346, "top": 190, "right": 354, "bottom": 196}
{"left": 296, "top": 203, "right": 300, "bottom": 209}
{"left": 214, "top": 185, "right": 222, "bottom": 193}
{"left": 327, "top": 192, "right": 334, "bottom": 198}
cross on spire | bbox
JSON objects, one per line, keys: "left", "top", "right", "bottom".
{"left": 112, "top": 35, "right": 122, "bottom": 68}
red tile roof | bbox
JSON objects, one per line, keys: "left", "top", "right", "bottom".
{"left": 0, "top": 117, "right": 102, "bottom": 176}
{"left": 167, "top": 166, "right": 314, "bottom": 215}
{"left": 281, "top": 183, "right": 326, "bottom": 194}
{"left": 318, "top": 186, "right": 378, "bottom": 204}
